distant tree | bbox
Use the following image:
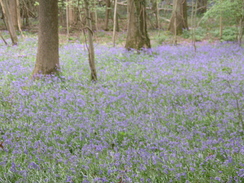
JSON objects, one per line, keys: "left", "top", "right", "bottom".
{"left": 125, "top": 0, "right": 151, "bottom": 50}
{"left": 0, "top": 0, "right": 18, "bottom": 45}
{"left": 168, "top": 0, "right": 188, "bottom": 35}
{"left": 32, "top": 0, "right": 60, "bottom": 78}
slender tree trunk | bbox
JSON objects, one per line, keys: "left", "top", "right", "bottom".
{"left": 191, "top": 0, "right": 197, "bottom": 52}
{"left": 112, "top": 0, "right": 118, "bottom": 46}
{"left": 90, "top": 12, "right": 96, "bottom": 31}
{"left": 125, "top": 0, "right": 151, "bottom": 50}
{"left": 238, "top": 16, "right": 244, "bottom": 46}
{"left": 156, "top": 0, "right": 160, "bottom": 29}
{"left": 93, "top": 1, "right": 98, "bottom": 31}
{"left": 116, "top": 12, "right": 119, "bottom": 31}
{"left": 0, "top": 31, "right": 8, "bottom": 45}
{"left": 219, "top": 15, "right": 223, "bottom": 39}
{"left": 219, "top": 0, "right": 223, "bottom": 39}
{"left": 84, "top": 0, "right": 97, "bottom": 81}
{"left": 104, "top": 0, "right": 111, "bottom": 31}
{"left": 32, "top": 0, "right": 59, "bottom": 78}
{"left": 0, "top": 0, "right": 18, "bottom": 45}
{"left": 152, "top": 0, "right": 159, "bottom": 29}
{"left": 168, "top": 0, "right": 188, "bottom": 35}
{"left": 66, "top": 0, "right": 70, "bottom": 40}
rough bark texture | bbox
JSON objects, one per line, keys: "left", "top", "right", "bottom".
{"left": 125, "top": 0, "right": 151, "bottom": 50}
{"left": 0, "top": 0, "right": 18, "bottom": 45}
{"left": 168, "top": 0, "right": 188, "bottom": 35}
{"left": 32, "top": 0, "right": 59, "bottom": 78}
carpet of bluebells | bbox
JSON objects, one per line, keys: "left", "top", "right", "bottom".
{"left": 0, "top": 37, "right": 244, "bottom": 183}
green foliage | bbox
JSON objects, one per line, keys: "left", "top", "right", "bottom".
{"left": 221, "top": 27, "right": 238, "bottom": 41}
{"left": 182, "top": 27, "right": 206, "bottom": 41}
{"left": 210, "top": 27, "right": 238, "bottom": 41}
{"left": 182, "top": 29, "right": 191, "bottom": 39}
{"left": 203, "top": 0, "right": 243, "bottom": 24}
{"left": 154, "top": 33, "right": 170, "bottom": 44}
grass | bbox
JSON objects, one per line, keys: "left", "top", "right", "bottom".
{"left": 0, "top": 36, "right": 244, "bottom": 182}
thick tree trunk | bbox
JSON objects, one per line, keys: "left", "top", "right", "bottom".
{"left": 125, "top": 0, "right": 151, "bottom": 50}
{"left": 168, "top": 0, "right": 188, "bottom": 35}
{"left": 32, "top": 0, "right": 59, "bottom": 78}
{"left": 104, "top": 0, "right": 111, "bottom": 31}
{"left": 0, "top": 0, "right": 18, "bottom": 45}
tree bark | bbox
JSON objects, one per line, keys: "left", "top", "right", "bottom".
{"left": 84, "top": 0, "right": 97, "bottom": 81}
{"left": 125, "top": 0, "right": 151, "bottom": 50}
{"left": 0, "top": 0, "right": 18, "bottom": 45}
{"left": 9, "top": 0, "right": 18, "bottom": 29}
{"left": 168, "top": 0, "right": 188, "bottom": 35}
{"left": 152, "top": 0, "right": 160, "bottom": 29}
{"left": 112, "top": 0, "right": 118, "bottom": 46}
{"left": 104, "top": 0, "right": 111, "bottom": 31}
{"left": 32, "top": 0, "right": 60, "bottom": 78}
{"left": 67, "top": 0, "right": 77, "bottom": 25}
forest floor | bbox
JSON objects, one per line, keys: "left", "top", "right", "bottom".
{"left": 0, "top": 35, "right": 244, "bottom": 182}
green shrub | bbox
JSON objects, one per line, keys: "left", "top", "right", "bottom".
{"left": 182, "top": 27, "right": 206, "bottom": 41}
{"left": 155, "top": 34, "right": 169, "bottom": 44}
{"left": 221, "top": 27, "right": 237, "bottom": 41}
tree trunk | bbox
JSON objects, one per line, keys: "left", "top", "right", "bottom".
{"left": 67, "top": 0, "right": 77, "bottom": 25}
{"left": 84, "top": 0, "right": 97, "bottom": 81}
{"left": 32, "top": 0, "right": 59, "bottom": 78}
{"left": 90, "top": 12, "right": 97, "bottom": 31}
{"left": 116, "top": 12, "right": 119, "bottom": 32}
{"left": 9, "top": 0, "right": 18, "bottom": 29}
{"left": 16, "top": 0, "right": 22, "bottom": 33}
{"left": 104, "top": 0, "right": 111, "bottom": 31}
{"left": 0, "top": 31, "right": 8, "bottom": 45}
{"left": 152, "top": 0, "right": 159, "bottom": 29}
{"left": 168, "top": 0, "right": 188, "bottom": 35}
{"left": 238, "top": 17, "right": 244, "bottom": 47}
{"left": 125, "top": 0, "right": 151, "bottom": 50}
{"left": 0, "top": 0, "right": 18, "bottom": 45}
{"left": 112, "top": 0, "right": 118, "bottom": 46}
{"left": 66, "top": 0, "right": 70, "bottom": 40}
